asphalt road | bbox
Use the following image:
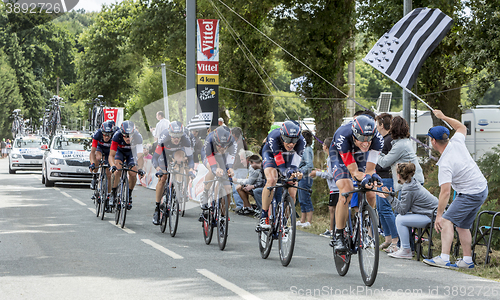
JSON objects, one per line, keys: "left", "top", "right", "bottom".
{"left": 0, "top": 158, "right": 499, "bottom": 300}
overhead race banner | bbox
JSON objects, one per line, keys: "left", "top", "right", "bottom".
{"left": 197, "top": 19, "right": 220, "bottom": 127}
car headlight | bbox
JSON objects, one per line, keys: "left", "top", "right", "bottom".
{"left": 11, "top": 154, "right": 21, "bottom": 159}
{"left": 49, "top": 158, "right": 65, "bottom": 165}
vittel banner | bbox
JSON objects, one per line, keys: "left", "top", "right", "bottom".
{"left": 197, "top": 19, "right": 220, "bottom": 63}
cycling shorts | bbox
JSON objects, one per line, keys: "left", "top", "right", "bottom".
{"left": 262, "top": 148, "right": 278, "bottom": 169}
{"left": 115, "top": 149, "right": 135, "bottom": 166}
{"left": 96, "top": 146, "right": 110, "bottom": 162}
{"left": 332, "top": 152, "right": 367, "bottom": 181}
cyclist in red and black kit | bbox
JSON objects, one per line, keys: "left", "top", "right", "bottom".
{"left": 199, "top": 126, "right": 237, "bottom": 211}
{"left": 329, "top": 114, "right": 384, "bottom": 251}
{"left": 259, "top": 120, "right": 306, "bottom": 229}
{"left": 152, "top": 121, "right": 195, "bottom": 225}
{"left": 89, "top": 120, "right": 116, "bottom": 201}
{"left": 109, "top": 121, "right": 145, "bottom": 210}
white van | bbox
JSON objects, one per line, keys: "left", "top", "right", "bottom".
{"left": 461, "top": 105, "right": 500, "bottom": 160}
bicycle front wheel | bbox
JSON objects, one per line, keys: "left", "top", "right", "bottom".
{"left": 99, "top": 172, "right": 108, "bottom": 220}
{"left": 160, "top": 187, "right": 169, "bottom": 233}
{"left": 119, "top": 177, "right": 129, "bottom": 228}
{"left": 358, "top": 204, "right": 379, "bottom": 287}
{"left": 258, "top": 205, "right": 274, "bottom": 259}
{"left": 278, "top": 193, "right": 296, "bottom": 266}
{"left": 216, "top": 185, "right": 230, "bottom": 251}
{"left": 168, "top": 183, "right": 179, "bottom": 237}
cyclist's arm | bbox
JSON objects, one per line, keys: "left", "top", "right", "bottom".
{"left": 135, "top": 144, "right": 144, "bottom": 169}
{"left": 152, "top": 144, "right": 162, "bottom": 170}
{"left": 89, "top": 144, "right": 97, "bottom": 165}
{"left": 109, "top": 141, "right": 118, "bottom": 168}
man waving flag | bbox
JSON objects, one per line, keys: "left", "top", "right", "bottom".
{"left": 363, "top": 8, "right": 453, "bottom": 90}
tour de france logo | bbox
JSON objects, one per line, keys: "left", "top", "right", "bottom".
{"left": 3, "top": 1, "right": 79, "bottom": 19}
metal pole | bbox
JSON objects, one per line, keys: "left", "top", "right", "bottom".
{"left": 161, "top": 63, "right": 169, "bottom": 120}
{"left": 402, "top": 0, "right": 412, "bottom": 125}
{"left": 186, "top": 0, "right": 197, "bottom": 123}
{"left": 347, "top": 37, "right": 356, "bottom": 117}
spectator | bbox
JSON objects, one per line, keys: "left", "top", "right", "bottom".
{"left": 423, "top": 110, "right": 488, "bottom": 269}
{"left": 297, "top": 130, "right": 314, "bottom": 228}
{"left": 1, "top": 138, "right": 6, "bottom": 158}
{"left": 230, "top": 127, "right": 249, "bottom": 212}
{"left": 310, "top": 137, "right": 338, "bottom": 238}
{"left": 235, "top": 154, "right": 265, "bottom": 214}
{"left": 375, "top": 113, "right": 399, "bottom": 251}
{"left": 6, "top": 139, "right": 12, "bottom": 155}
{"left": 380, "top": 162, "right": 438, "bottom": 259}
{"left": 143, "top": 144, "right": 153, "bottom": 160}
{"left": 218, "top": 117, "right": 225, "bottom": 126}
{"left": 154, "top": 111, "right": 170, "bottom": 143}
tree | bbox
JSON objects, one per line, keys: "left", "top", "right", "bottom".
{"left": 0, "top": 49, "right": 23, "bottom": 138}
{"left": 357, "top": 0, "right": 470, "bottom": 124}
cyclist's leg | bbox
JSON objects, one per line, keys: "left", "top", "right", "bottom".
{"left": 335, "top": 178, "right": 353, "bottom": 230}
{"left": 173, "top": 150, "right": 186, "bottom": 182}
{"left": 155, "top": 172, "right": 167, "bottom": 204}
{"left": 261, "top": 167, "right": 277, "bottom": 212}
{"left": 366, "top": 191, "right": 377, "bottom": 209}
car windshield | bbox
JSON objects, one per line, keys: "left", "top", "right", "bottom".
{"left": 14, "top": 137, "right": 48, "bottom": 148}
{"left": 54, "top": 136, "right": 92, "bottom": 151}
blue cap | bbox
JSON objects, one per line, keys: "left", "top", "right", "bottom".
{"left": 427, "top": 126, "right": 450, "bottom": 140}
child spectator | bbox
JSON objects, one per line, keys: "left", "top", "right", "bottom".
{"left": 310, "top": 137, "right": 338, "bottom": 238}
{"left": 380, "top": 162, "right": 439, "bottom": 259}
{"left": 235, "top": 154, "right": 265, "bottom": 214}
{"left": 297, "top": 130, "right": 314, "bottom": 228}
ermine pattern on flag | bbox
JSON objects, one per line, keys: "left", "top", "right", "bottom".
{"left": 363, "top": 8, "right": 453, "bottom": 90}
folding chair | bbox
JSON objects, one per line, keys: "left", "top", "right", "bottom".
{"left": 471, "top": 210, "right": 500, "bottom": 265}
{"left": 413, "top": 208, "right": 437, "bottom": 261}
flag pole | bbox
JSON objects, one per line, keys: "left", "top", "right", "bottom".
{"left": 403, "top": 87, "right": 453, "bottom": 130}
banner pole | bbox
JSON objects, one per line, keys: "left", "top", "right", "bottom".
{"left": 403, "top": 87, "right": 453, "bottom": 130}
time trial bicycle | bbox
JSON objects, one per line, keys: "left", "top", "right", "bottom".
{"left": 113, "top": 162, "right": 139, "bottom": 228}
{"left": 94, "top": 161, "right": 111, "bottom": 220}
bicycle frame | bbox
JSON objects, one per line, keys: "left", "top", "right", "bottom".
{"left": 114, "top": 162, "right": 138, "bottom": 228}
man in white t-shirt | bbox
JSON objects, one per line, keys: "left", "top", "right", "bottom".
{"left": 423, "top": 110, "right": 488, "bottom": 270}
{"left": 154, "top": 111, "right": 170, "bottom": 143}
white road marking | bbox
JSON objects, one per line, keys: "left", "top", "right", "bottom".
{"left": 109, "top": 221, "right": 135, "bottom": 234}
{"left": 72, "top": 198, "right": 86, "bottom": 206}
{"left": 88, "top": 208, "right": 96, "bottom": 214}
{"left": 141, "top": 239, "right": 183, "bottom": 259}
{"left": 54, "top": 187, "right": 60, "bottom": 191}
{"left": 61, "top": 191, "right": 71, "bottom": 198}
{"left": 197, "top": 269, "right": 262, "bottom": 300}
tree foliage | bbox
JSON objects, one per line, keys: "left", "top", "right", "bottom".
{"left": 0, "top": 49, "right": 23, "bottom": 138}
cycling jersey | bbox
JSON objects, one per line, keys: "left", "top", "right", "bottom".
{"left": 201, "top": 131, "right": 237, "bottom": 173}
{"left": 262, "top": 128, "right": 306, "bottom": 175}
{"left": 110, "top": 130, "right": 143, "bottom": 165}
{"left": 153, "top": 129, "right": 194, "bottom": 169}
{"left": 329, "top": 122, "right": 384, "bottom": 180}
{"left": 92, "top": 128, "right": 116, "bottom": 155}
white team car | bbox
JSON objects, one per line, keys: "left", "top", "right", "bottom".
{"left": 42, "top": 132, "right": 93, "bottom": 187}
{"left": 9, "top": 135, "right": 49, "bottom": 174}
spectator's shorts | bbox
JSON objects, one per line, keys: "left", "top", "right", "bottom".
{"left": 443, "top": 186, "right": 488, "bottom": 229}
{"left": 329, "top": 192, "right": 339, "bottom": 206}
{"left": 1, "top": 148, "right": 7, "bottom": 154}
{"left": 115, "top": 149, "right": 135, "bottom": 166}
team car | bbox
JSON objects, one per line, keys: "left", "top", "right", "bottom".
{"left": 42, "top": 132, "right": 93, "bottom": 187}
{"left": 9, "top": 135, "right": 49, "bottom": 174}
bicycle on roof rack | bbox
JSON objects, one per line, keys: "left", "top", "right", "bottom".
{"left": 11, "top": 109, "right": 24, "bottom": 138}
{"left": 88, "top": 95, "right": 105, "bottom": 133}
{"left": 46, "top": 96, "right": 64, "bottom": 138}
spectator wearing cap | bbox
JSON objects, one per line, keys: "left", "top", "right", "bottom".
{"left": 423, "top": 110, "right": 488, "bottom": 270}
{"left": 218, "top": 117, "right": 225, "bottom": 126}
{"left": 230, "top": 127, "right": 249, "bottom": 212}
{"left": 297, "top": 130, "right": 314, "bottom": 228}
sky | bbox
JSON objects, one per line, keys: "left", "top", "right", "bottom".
{"left": 72, "top": 0, "right": 123, "bottom": 12}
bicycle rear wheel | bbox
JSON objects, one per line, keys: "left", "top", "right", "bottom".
{"left": 278, "top": 193, "right": 296, "bottom": 266}
{"left": 160, "top": 187, "right": 169, "bottom": 233}
{"left": 216, "top": 185, "right": 230, "bottom": 251}
{"left": 119, "top": 177, "right": 129, "bottom": 228}
{"left": 258, "top": 206, "right": 274, "bottom": 259}
{"left": 169, "top": 183, "right": 180, "bottom": 237}
{"left": 333, "top": 226, "right": 351, "bottom": 276}
{"left": 358, "top": 204, "right": 379, "bottom": 287}
{"left": 99, "top": 172, "right": 108, "bottom": 220}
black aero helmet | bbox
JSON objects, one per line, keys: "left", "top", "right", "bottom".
{"left": 213, "top": 126, "right": 232, "bottom": 147}
{"left": 101, "top": 120, "right": 115, "bottom": 135}
{"left": 352, "top": 115, "right": 376, "bottom": 142}
{"left": 168, "top": 121, "right": 184, "bottom": 138}
{"left": 120, "top": 120, "right": 135, "bottom": 137}
{"left": 280, "top": 120, "right": 301, "bottom": 144}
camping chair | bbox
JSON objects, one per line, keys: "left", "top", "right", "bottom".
{"left": 471, "top": 210, "right": 500, "bottom": 265}
{"left": 413, "top": 208, "right": 437, "bottom": 261}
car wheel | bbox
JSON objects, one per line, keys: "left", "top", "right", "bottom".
{"left": 9, "top": 160, "right": 16, "bottom": 174}
{"left": 44, "top": 165, "right": 55, "bottom": 187}
{"left": 42, "top": 170, "right": 46, "bottom": 184}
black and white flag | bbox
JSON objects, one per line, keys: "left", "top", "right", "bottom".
{"left": 187, "top": 113, "right": 212, "bottom": 131}
{"left": 363, "top": 8, "right": 453, "bottom": 90}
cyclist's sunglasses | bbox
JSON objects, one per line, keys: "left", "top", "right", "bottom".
{"left": 122, "top": 134, "right": 131, "bottom": 138}
{"left": 281, "top": 136, "right": 299, "bottom": 144}
{"left": 170, "top": 132, "right": 183, "bottom": 138}
{"left": 353, "top": 133, "right": 374, "bottom": 143}
{"left": 103, "top": 132, "right": 113, "bottom": 137}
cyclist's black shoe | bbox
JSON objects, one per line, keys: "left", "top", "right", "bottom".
{"left": 127, "top": 198, "right": 133, "bottom": 210}
{"left": 152, "top": 208, "right": 160, "bottom": 225}
{"left": 333, "top": 233, "right": 347, "bottom": 252}
{"left": 198, "top": 211, "right": 208, "bottom": 222}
